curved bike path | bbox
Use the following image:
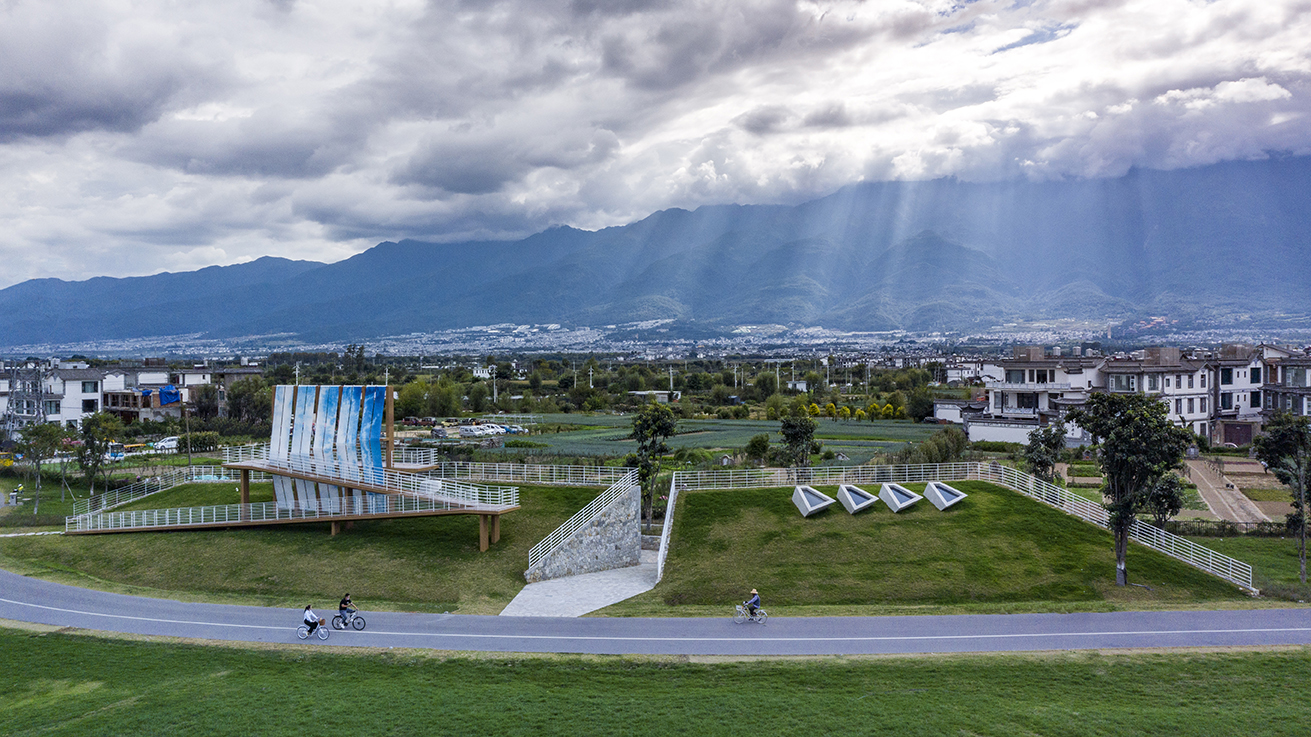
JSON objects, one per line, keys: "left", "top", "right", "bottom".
{"left": 4, "top": 569, "right": 1310, "bottom": 656}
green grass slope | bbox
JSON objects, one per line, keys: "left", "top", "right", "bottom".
{"left": 622, "top": 481, "right": 1247, "bottom": 615}
{"left": 5, "top": 627, "right": 1311, "bottom": 736}
{"left": 0, "top": 484, "right": 600, "bottom": 614}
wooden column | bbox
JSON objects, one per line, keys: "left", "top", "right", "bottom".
{"left": 239, "top": 469, "right": 250, "bottom": 521}
{"left": 331, "top": 521, "right": 342, "bottom": 536}
{"left": 479, "top": 515, "right": 489, "bottom": 552}
{"left": 491, "top": 514, "right": 500, "bottom": 544}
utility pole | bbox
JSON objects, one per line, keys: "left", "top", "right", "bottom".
{"left": 588, "top": 367, "right": 593, "bottom": 389}
{"left": 668, "top": 366, "right": 673, "bottom": 392}
{"left": 294, "top": 362, "right": 300, "bottom": 385}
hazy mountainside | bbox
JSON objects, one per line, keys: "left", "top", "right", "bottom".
{"left": 3, "top": 156, "right": 1310, "bottom": 346}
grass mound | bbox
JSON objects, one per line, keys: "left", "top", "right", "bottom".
{"left": 648, "top": 481, "right": 1246, "bottom": 611}
{"left": 0, "top": 483, "right": 600, "bottom": 614}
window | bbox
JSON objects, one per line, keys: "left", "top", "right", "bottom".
{"left": 1187, "top": 398, "right": 1195, "bottom": 414}
{"left": 1006, "top": 369, "right": 1025, "bottom": 384}
{"left": 1288, "top": 368, "right": 1309, "bottom": 387}
{"left": 1165, "top": 377, "right": 1171, "bottom": 388}
{"left": 1147, "top": 375, "right": 1160, "bottom": 391}
{"left": 1221, "top": 393, "right": 1233, "bottom": 410}
{"left": 1200, "top": 373, "right": 1206, "bottom": 388}
{"left": 1221, "top": 368, "right": 1233, "bottom": 385}
{"left": 1252, "top": 367, "right": 1262, "bottom": 384}
{"left": 1252, "top": 390, "right": 1261, "bottom": 407}
{"left": 43, "top": 400, "right": 60, "bottom": 415}
{"left": 1200, "top": 397, "right": 1207, "bottom": 413}
{"left": 994, "top": 392, "right": 1001, "bottom": 408}
{"left": 81, "top": 380, "right": 98, "bottom": 394}
{"left": 1188, "top": 374, "right": 1195, "bottom": 389}
{"left": 81, "top": 399, "right": 98, "bottom": 413}
{"left": 1175, "top": 398, "right": 1182, "bottom": 415}
{"left": 1110, "top": 375, "right": 1136, "bottom": 392}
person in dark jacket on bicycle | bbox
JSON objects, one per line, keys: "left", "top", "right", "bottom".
{"left": 339, "top": 593, "right": 357, "bottom": 624}
{"left": 745, "top": 588, "right": 761, "bottom": 616}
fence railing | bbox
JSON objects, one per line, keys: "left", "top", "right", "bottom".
{"left": 247, "top": 454, "right": 518, "bottom": 509}
{"left": 528, "top": 469, "right": 639, "bottom": 570}
{"left": 419, "top": 461, "right": 629, "bottom": 487}
{"left": 656, "top": 475, "right": 682, "bottom": 582}
{"left": 224, "top": 444, "right": 625, "bottom": 488}
{"left": 672, "top": 462, "right": 1255, "bottom": 592}
{"left": 72, "top": 466, "right": 273, "bottom": 516}
{"left": 67, "top": 492, "right": 484, "bottom": 534}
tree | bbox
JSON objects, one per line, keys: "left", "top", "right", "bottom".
{"left": 17, "top": 423, "right": 66, "bottom": 514}
{"left": 191, "top": 383, "right": 219, "bottom": 420}
{"left": 824, "top": 402, "right": 837, "bottom": 421}
{"left": 779, "top": 408, "right": 818, "bottom": 469}
{"left": 906, "top": 387, "right": 935, "bottom": 422}
{"left": 631, "top": 401, "right": 677, "bottom": 533}
{"left": 754, "top": 372, "right": 778, "bottom": 399}
{"left": 76, "top": 412, "right": 125, "bottom": 495}
{"left": 1142, "top": 473, "right": 1186, "bottom": 530}
{"left": 226, "top": 376, "right": 271, "bottom": 423}
{"left": 1024, "top": 420, "right": 1066, "bottom": 483}
{"left": 1068, "top": 393, "right": 1192, "bottom": 587}
{"left": 744, "top": 433, "right": 770, "bottom": 466}
{"left": 1254, "top": 413, "right": 1311, "bottom": 583}
{"left": 468, "top": 382, "right": 489, "bottom": 413}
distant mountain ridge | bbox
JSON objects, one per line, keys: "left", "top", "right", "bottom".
{"left": 3, "top": 156, "right": 1310, "bottom": 347}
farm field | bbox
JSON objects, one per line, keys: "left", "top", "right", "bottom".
{"left": 603, "top": 480, "right": 1250, "bottom": 617}
{"left": 0, "top": 483, "right": 601, "bottom": 615}
{"left": 6, "top": 626, "right": 1311, "bottom": 736}
{"left": 490, "top": 416, "right": 939, "bottom": 459}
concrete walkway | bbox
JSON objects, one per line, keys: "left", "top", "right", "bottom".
{"left": 500, "top": 549, "right": 659, "bottom": 617}
{"left": 1186, "top": 459, "right": 1269, "bottom": 523}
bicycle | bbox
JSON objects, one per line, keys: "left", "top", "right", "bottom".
{"left": 332, "top": 610, "right": 367, "bottom": 631}
{"left": 296, "top": 617, "right": 330, "bottom": 641}
{"left": 733, "top": 603, "right": 768, "bottom": 624}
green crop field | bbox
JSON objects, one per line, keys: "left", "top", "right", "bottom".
{"left": 493, "top": 416, "right": 939, "bottom": 458}
{"left": 0, "top": 483, "right": 601, "bottom": 615}
{"left": 5, "top": 627, "right": 1311, "bottom": 736}
{"left": 604, "top": 481, "right": 1249, "bottom": 617}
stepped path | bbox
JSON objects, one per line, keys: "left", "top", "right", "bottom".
{"left": 3, "top": 568, "right": 1309, "bottom": 655}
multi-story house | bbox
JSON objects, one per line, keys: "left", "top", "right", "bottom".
{"left": 1100, "top": 347, "right": 1211, "bottom": 438}
{"left": 967, "top": 346, "right": 1103, "bottom": 444}
{"left": 1210, "top": 344, "right": 1291, "bottom": 445}
{"left": 1263, "top": 353, "right": 1311, "bottom": 419}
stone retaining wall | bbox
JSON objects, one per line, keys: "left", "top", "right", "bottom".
{"left": 524, "top": 485, "right": 640, "bottom": 582}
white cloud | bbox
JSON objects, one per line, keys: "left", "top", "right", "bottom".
{"left": 1, "top": 0, "right": 1309, "bottom": 288}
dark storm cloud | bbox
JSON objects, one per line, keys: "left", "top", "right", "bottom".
{"left": 2, "top": 0, "right": 1310, "bottom": 288}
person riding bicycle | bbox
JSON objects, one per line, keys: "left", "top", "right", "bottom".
{"left": 339, "top": 593, "right": 357, "bottom": 624}
{"left": 744, "top": 589, "right": 761, "bottom": 617}
{"left": 303, "top": 605, "right": 320, "bottom": 635}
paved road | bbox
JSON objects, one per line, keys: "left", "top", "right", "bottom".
{"left": 4, "top": 569, "right": 1310, "bottom": 655}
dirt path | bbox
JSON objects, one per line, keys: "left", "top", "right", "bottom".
{"left": 1185, "top": 459, "right": 1269, "bottom": 524}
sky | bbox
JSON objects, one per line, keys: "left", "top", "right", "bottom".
{"left": 3, "top": 0, "right": 1309, "bottom": 289}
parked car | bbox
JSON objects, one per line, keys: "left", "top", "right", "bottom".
{"left": 154, "top": 436, "right": 179, "bottom": 452}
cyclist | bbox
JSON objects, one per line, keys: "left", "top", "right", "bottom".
{"left": 339, "top": 593, "right": 357, "bottom": 625}
{"left": 744, "top": 588, "right": 761, "bottom": 617}
{"left": 303, "top": 604, "right": 320, "bottom": 636}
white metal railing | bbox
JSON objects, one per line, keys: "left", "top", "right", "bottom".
{"left": 986, "top": 382, "right": 1072, "bottom": 390}
{"left": 223, "top": 443, "right": 270, "bottom": 463}
{"left": 527, "top": 469, "right": 639, "bottom": 570}
{"left": 656, "top": 475, "right": 681, "bottom": 582}
{"left": 66, "top": 493, "right": 483, "bottom": 534}
{"left": 999, "top": 407, "right": 1040, "bottom": 416}
{"left": 672, "top": 462, "right": 1255, "bottom": 592}
{"left": 224, "top": 443, "right": 626, "bottom": 487}
{"left": 72, "top": 466, "right": 273, "bottom": 516}
{"left": 419, "top": 461, "right": 629, "bottom": 487}
{"left": 481, "top": 414, "right": 543, "bottom": 425}
{"left": 243, "top": 453, "right": 518, "bottom": 509}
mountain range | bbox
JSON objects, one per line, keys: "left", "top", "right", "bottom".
{"left": 3, "top": 156, "right": 1310, "bottom": 348}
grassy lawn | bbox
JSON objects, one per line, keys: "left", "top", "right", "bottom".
{"left": 1185, "top": 536, "right": 1311, "bottom": 602}
{"left": 1240, "top": 487, "right": 1296, "bottom": 503}
{"left": 0, "top": 484, "right": 601, "bottom": 615}
{"left": 4, "top": 626, "right": 1311, "bottom": 736}
{"left": 115, "top": 482, "right": 276, "bottom": 510}
{"left": 604, "top": 481, "right": 1249, "bottom": 617}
